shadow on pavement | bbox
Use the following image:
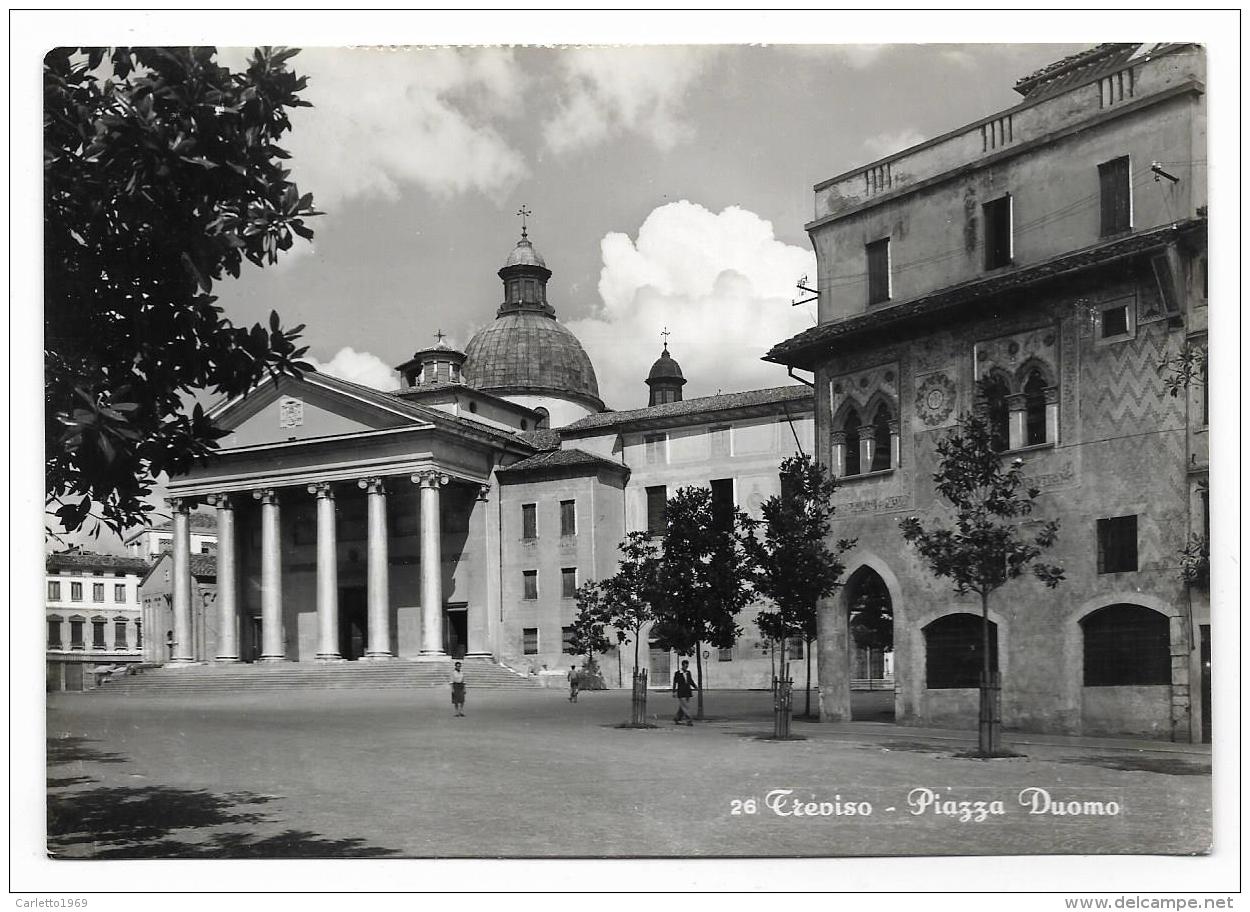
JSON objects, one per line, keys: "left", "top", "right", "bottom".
{"left": 1059, "top": 755, "right": 1212, "bottom": 776}
{"left": 47, "top": 783, "right": 400, "bottom": 858}
{"left": 88, "top": 829, "right": 400, "bottom": 859}
{"left": 48, "top": 785, "right": 272, "bottom": 849}
{"left": 47, "top": 736, "right": 127, "bottom": 765}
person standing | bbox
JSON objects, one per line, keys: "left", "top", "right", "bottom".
{"left": 567, "top": 665, "right": 580, "bottom": 703}
{"left": 672, "top": 659, "right": 697, "bottom": 725}
{"left": 450, "top": 661, "right": 466, "bottom": 717}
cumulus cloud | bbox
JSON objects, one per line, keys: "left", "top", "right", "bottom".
{"left": 862, "top": 128, "right": 927, "bottom": 161}
{"left": 261, "top": 47, "right": 529, "bottom": 206}
{"left": 544, "top": 47, "right": 711, "bottom": 155}
{"left": 306, "top": 346, "right": 396, "bottom": 391}
{"left": 568, "top": 201, "right": 817, "bottom": 407}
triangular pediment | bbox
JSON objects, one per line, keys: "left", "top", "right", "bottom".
{"left": 212, "top": 373, "right": 429, "bottom": 450}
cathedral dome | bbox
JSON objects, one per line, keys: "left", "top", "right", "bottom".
{"left": 461, "top": 227, "right": 604, "bottom": 413}
{"left": 462, "top": 312, "right": 603, "bottom": 411}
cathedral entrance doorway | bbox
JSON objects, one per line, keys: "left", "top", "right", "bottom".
{"left": 845, "top": 566, "right": 896, "bottom": 721}
{"left": 443, "top": 604, "right": 467, "bottom": 659}
{"left": 648, "top": 640, "right": 670, "bottom": 686}
{"left": 338, "top": 587, "right": 368, "bottom": 661}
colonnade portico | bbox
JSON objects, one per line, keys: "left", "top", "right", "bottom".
{"left": 167, "top": 468, "right": 467, "bottom": 665}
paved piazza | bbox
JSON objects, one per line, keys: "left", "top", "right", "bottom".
{"left": 47, "top": 688, "right": 1211, "bottom": 858}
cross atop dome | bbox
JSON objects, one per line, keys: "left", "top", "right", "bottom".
{"left": 661, "top": 326, "right": 671, "bottom": 352}
{"left": 517, "top": 204, "right": 532, "bottom": 239}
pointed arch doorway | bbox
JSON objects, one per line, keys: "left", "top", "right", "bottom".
{"left": 845, "top": 566, "right": 896, "bottom": 721}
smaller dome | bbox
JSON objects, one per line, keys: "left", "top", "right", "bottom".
{"left": 647, "top": 348, "right": 685, "bottom": 382}
{"left": 504, "top": 237, "right": 546, "bottom": 269}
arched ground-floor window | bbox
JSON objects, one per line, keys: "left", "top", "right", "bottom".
{"left": 1081, "top": 603, "right": 1170, "bottom": 686}
{"left": 924, "top": 613, "right": 998, "bottom": 689}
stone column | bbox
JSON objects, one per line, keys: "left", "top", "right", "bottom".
{"left": 168, "top": 497, "right": 195, "bottom": 663}
{"left": 816, "top": 592, "right": 851, "bottom": 722}
{"left": 358, "top": 477, "right": 393, "bottom": 659}
{"left": 413, "top": 470, "right": 449, "bottom": 658}
{"left": 858, "top": 424, "right": 876, "bottom": 473}
{"left": 466, "top": 484, "right": 491, "bottom": 656}
{"left": 1006, "top": 392, "right": 1028, "bottom": 450}
{"left": 830, "top": 431, "right": 847, "bottom": 478}
{"left": 207, "top": 494, "right": 239, "bottom": 662}
{"left": 253, "top": 488, "right": 285, "bottom": 662}
{"left": 1044, "top": 386, "right": 1060, "bottom": 444}
{"left": 310, "top": 482, "right": 341, "bottom": 660}
{"left": 888, "top": 419, "right": 901, "bottom": 469}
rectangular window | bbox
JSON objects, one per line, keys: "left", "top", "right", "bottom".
{"left": 710, "top": 478, "right": 735, "bottom": 529}
{"left": 135, "top": 620, "right": 143, "bottom": 649}
{"left": 521, "top": 503, "right": 537, "bottom": 540}
{"left": 91, "top": 619, "right": 107, "bottom": 649}
{"left": 709, "top": 425, "right": 732, "bottom": 458}
{"left": 866, "top": 238, "right": 891, "bottom": 305}
{"left": 1099, "top": 156, "right": 1132, "bottom": 235}
{"left": 560, "top": 500, "right": 577, "bottom": 536}
{"left": 523, "top": 627, "right": 539, "bottom": 655}
{"left": 522, "top": 570, "right": 538, "bottom": 600}
{"left": 983, "top": 195, "right": 1013, "bottom": 270}
{"left": 786, "top": 637, "right": 805, "bottom": 660}
{"left": 48, "top": 581, "right": 60, "bottom": 601}
{"left": 1100, "top": 304, "right": 1130, "bottom": 339}
{"left": 1097, "top": 515, "right": 1138, "bottom": 573}
{"left": 646, "top": 485, "right": 668, "bottom": 536}
{"left": 47, "top": 619, "right": 62, "bottom": 649}
{"left": 70, "top": 582, "right": 83, "bottom": 602}
{"left": 92, "top": 583, "right": 104, "bottom": 603}
{"left": 718, "top": 646, "right": 734, "bottom": 662}
{"left": 644, "top": 433, "right": 667, "bottom": 465}
{"left": 114, "top": 620, "right": 128, "bottom": 649}
{"left": 113, "top": 584, "right": 125, "bottom": 603}
{"left": 562, "top": 625, "right": 576, "bottom": 653}
{"left": 561, "top": 567, "right": 578, "bottom": 599}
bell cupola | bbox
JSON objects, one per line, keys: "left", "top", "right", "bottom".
{"left": 646, "top": 331, "right": 686, "bottom": 406}
{"left": 395, "top": 331, "right": 467, "bottom": 389}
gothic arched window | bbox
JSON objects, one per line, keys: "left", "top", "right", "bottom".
{"left": 843, "top": 409, "right": 862, "bottom": 476}
{"left": 1024, "top": 369, "right": 1047, "bottom": 446}
{"left": 871, "top": 403, "right": 893, "bottom": 472}
{"left": 980, "top": 375, "right": 1011, "bottom": 452}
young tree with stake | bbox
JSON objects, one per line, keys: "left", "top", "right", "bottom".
{"left": 649, "top": 486, "right": 754, "bottom": 720}
{"left": 747, "top": 455, "right": 854, "bottom": 719}
{"left": 898, "top": 406, "right": 1064, "bottom": 756}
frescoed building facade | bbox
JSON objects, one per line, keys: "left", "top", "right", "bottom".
{"left": 767, "top": 43, "right": 1208, "bottom": 740}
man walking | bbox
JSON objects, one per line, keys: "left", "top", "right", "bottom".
{"left": 672, "top": 659, "right": 697, "bottom": 725}
{"left": 567, "top": 665, "right": 580, "bottom": 703}
{"left": 450, "top": 661, "right": 466, "bottom": 717}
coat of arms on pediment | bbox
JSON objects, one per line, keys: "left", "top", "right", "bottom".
{"left": 278, "top": 396, "right": 304, "bottom": 429}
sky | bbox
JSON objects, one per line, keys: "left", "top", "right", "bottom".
{"left": 210, "top": 43, "right": 1088, "bottom": 406}
{"left": 48, "top": 41, "right": 1092, "bottom": 551}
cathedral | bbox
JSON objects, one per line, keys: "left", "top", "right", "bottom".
{"left": 153, "top": 221, "right": 814, "bottom": 690}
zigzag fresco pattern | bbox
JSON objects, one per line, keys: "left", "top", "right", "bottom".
{"left": 1081, "top": 327, "right": 1186, "bottom": 439}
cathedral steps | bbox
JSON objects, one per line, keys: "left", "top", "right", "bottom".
{"left": 94, "top": 658, "right": 541, "bottom": 695}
